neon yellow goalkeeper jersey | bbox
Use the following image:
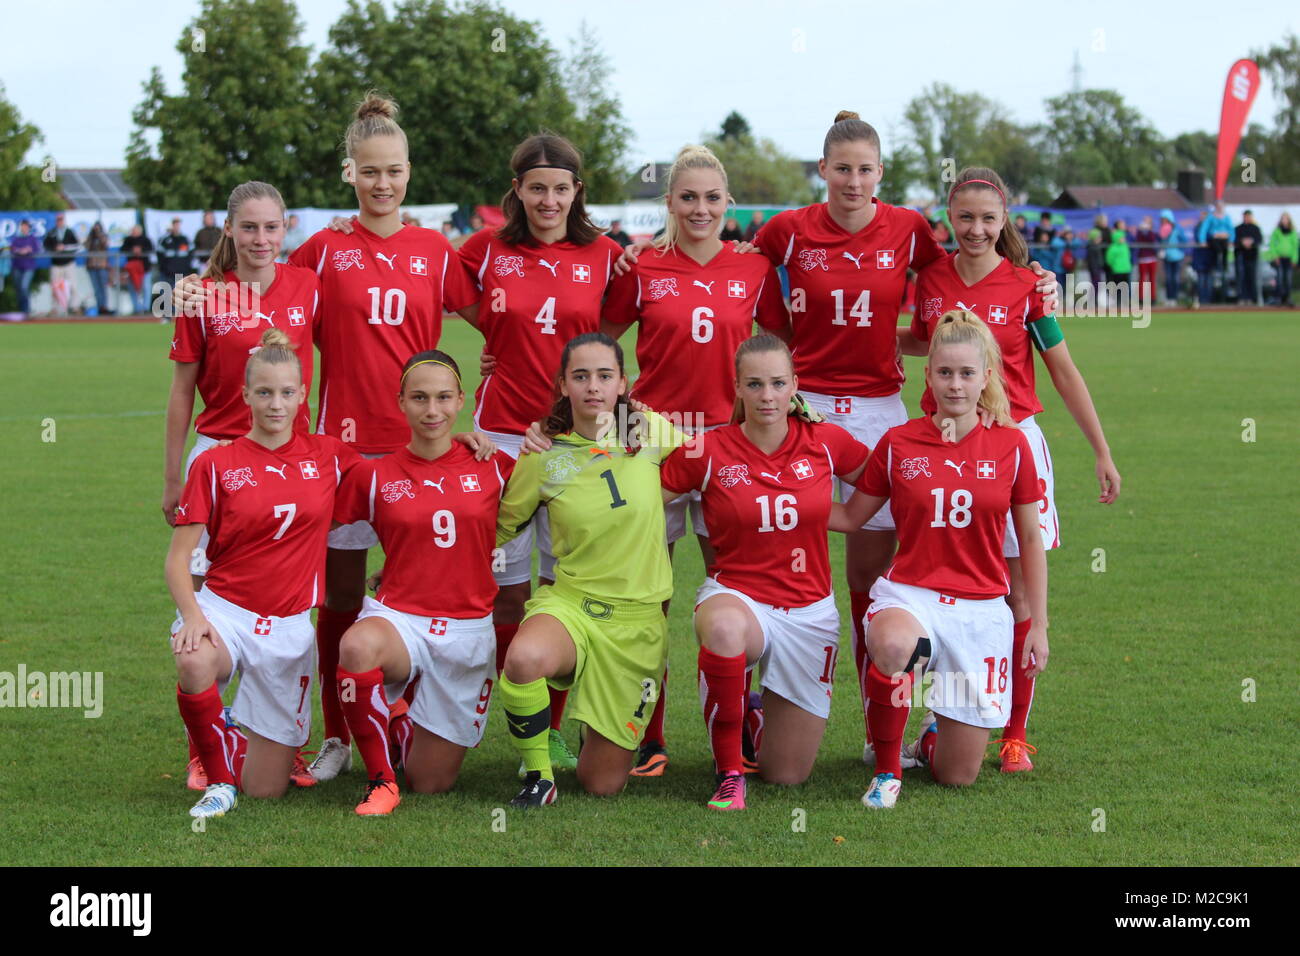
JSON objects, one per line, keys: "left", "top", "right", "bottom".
{"left": 498, "top": 410, "right": 684, "bottom": 605}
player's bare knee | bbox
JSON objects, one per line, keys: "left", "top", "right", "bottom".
{"left": 242, "top": 777, "right": 289, "bottom": 799}
{"left": 760, "top": 763, "right": 811, "bottom": 787}
{"left": 933, "top": 762, "right": 980, "bottom": 787}
{"left": 502, "top": 643, "right": 545, "bottom": 685}
{"left": 867, "top": 633, "right": 913, "bottom": 677}
{"left": 408, "top": 771, "right": 456, "bottom": 795}
{"left": 578, "top": 769, "right": 626, "bottom": 797}
{"left": 701, "top": 614, "right": 747, "bottom": 658}
{"left": 338, "top": 632, "right": 377, "bottom": 672}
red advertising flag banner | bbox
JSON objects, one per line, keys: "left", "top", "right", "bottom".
{"left": 1215, "top": 59, "right": 1260, "bottom": 200}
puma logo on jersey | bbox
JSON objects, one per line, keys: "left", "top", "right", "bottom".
{"left": 956, "top": 299, "right": 977, "bottom": 313}
{"left": 538, "top": 258, "right": 559, "bottom": 277}
{"left": 842, "top": 251, "right": 864, "bottom": 269}
{"left": 798, "top": 248, "right": 829, "bottom": 271}
{"left": 265, "top": 464, "right": 288, "bottom": 479}
{"left": 760, "top": 471, "right": 783, "bottom": 484}
{"left": 693, "top": 280, "right": 714, "bottom": 294}
{"left": 175, "top": 504, "right": 189, "bottom": 517}
{"left": 923, "top": 297, "right": 944, "bottom": 324}
{"left": 647, "top": 277, "right": 680, "bottom": 300}
{"left": 423, "top": 477, "right": 446, "bottom": 493}
{"left": 171, "top": 339, "right": 178, "bottom": 350}
{"left": 493, "top": 255, "right": 525, "bottom": 278}
{"left": 717, "top": 464, "right": 752, "bottom": 488}
{"left": 221, "top": 467, "right": 258, "bottom": 491}
{"left": 381, "top": 479, "right": 416, "bottom": 503}
{"left": 209, "top": 312, "right": 242, "bottom": 336}
{"left": 899, "top": 457, "right": 931, "bottom": 480}
{"left": 253, "top": 310, "right": 276, "bottom": 325}
{"left": 944, "top": 459, "right": 966, "bottom": 476}
{"left": 375, "top": 252, "right": 397, "bottom": 270}
{"left": 332, "top": 249, "right": 364, "bottom": 271}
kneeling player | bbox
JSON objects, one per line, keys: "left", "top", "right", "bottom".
{"left": 332, "top": 352, "right": 513, "bottom": 815}
{"left": 167, "top": 330, "right": 356, "bottom": 818}
{"left": 830, "top": 312, "right": 1048, "bottom": 808}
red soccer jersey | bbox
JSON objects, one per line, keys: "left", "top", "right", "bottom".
{"left": 291, "top": 222, "right": 477, "bottom": 453}
{"left": 856, "top": 417, "right": 1040, "bottom": 599}
{"left": 911, "top": 255, "right": 1047, "bottom": 421}
{"left": 755, "top": 201, "right": 943, "bottom": 397}
{"left": 168, "top": 264, "right": 319, "bottom": 439}
{"left": 459, "top": 229, "right": 623, "bottom": 435}
{"left": 177, "top": 433, "right": 359, "bottom": 617}
{"left": 602, "top": 245, "right": 789, "bottom": 428}
{"left": 661, "top": 419, "right": 868, "bottom": 607}
{"left": 334, "top": 444, "right": 514, "bottom": 618}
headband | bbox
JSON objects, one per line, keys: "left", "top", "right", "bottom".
{"left": 948, "top": 179, "right": 1005, "bottom": 205}
{"left": 517, "top": 163, "right": 580, "bottom": 177}
{"left": 400, "top": 359, "right": 461, "bottom": 389}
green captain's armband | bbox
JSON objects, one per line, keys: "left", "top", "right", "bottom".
{"left": 1028, "top": 313, "right": 1064, "bottom": 352}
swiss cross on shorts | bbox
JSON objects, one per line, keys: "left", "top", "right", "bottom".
{"left": 460, "top": 474, "right": 481, "bottom": 492}
{"left": 429, "top": 618, "right": 447, "bottom": 636}
{"left": 792, "top": 458, "right": 814, "bottom": 480}
{"left": 938, "top": 595, "right": 956, "bottom": 606}
{"left": 876, "top": 250, "right": 895, "bottom": 269}
{"left": 987, "top": 304, "right": 1008, "bottom": 325}
{"left": 977, "top": 460, "right": 997, "bottom": 479}
{"left": 572, "top": 263, "right": 591, "bottom": 283}
{"left": 288, "top": 306, "right": 305, "bottom": 326}
{"left": 834, "top": 397, "right": 852, "bottom": 414}
{"left": 254, "top": 617, "right": 272, "bottom": 635}
{"left": 727, "top": 279, "right": 746, "bottom": 298}
{"left": 409, "top": 256, "right": 428, "bottom": 275}
{"left": 299, "top": 460, "right": 319, "bottom": 479}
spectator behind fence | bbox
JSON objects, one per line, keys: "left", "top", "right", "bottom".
{"left": 1105, "top": 220, "right": 1132, "bottom": 286}
{"left": 120, "top": 224, "right": 154, "bottom": 315}
{"left": 1086, "top": 214, "right": 1107, "bottom": 294}
{"left": 1160, "top": 209, "right": 1187, "bottom": 305}
{"left": 86, "top": 222, "right": 113, "bottom": 316}
{"left": 1135, "top": 215, "right": 1159, "bottom": 305}
{"left": 1054, "top": 227, "right": 1075, "bottom": 290}
{"left": 44, "top": 212, "right": 82, "bottom": 316}
{"left": 720, "top": 216, "right": 743, "bottom": 242}
{"left": 931, "top": 217, "right": 951, "bottom": 246}
{"left": 157, "top": 218, "right": 191, "bottom": 319}
{"left": 9, "top": 220, "right": 41, "bottom": 316}
{"left": 281, "top": 213, "right": 306, "bottom": 262}
{"left": 744, "top": 210, "right": 765, "bottom": 243}
{"left": 440, "top": 219, "right": 460, "bottom": 241}
{"left": 1234, "top": 209, "right": 1262, "bottom": 305}
{"left": 606, "top": 218, "right": 631, "bottom": 248}
{"left": 1266, "top": 211, "right": 1296, "bottom": 307}
{"left": 1033, "top": 213, "right": 1060, "bottom": 276}
{"left": 1191, "top": 210, "right": 1213, "bottom": 304}
{"left": 1199, "top": 201, "right": 1233, "bottom": 302}
{"left": 1014, "top": 213, "right": 1031, "bottom": 243}
{"left": 193, "top": 210, "right": 222, "bottom": 272}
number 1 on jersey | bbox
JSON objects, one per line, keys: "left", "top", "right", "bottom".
{"left": 599, "top": 469, "right": 627, "bottom": 509}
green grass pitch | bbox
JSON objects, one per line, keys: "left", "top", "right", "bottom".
{"left": 0, "top": 312, "right": 1296, "bottom": 866}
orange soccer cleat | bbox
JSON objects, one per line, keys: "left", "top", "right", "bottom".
{"left": 356, "top": 778, "right": 401, "bottom": 816}
{"left": 290, "top": 751, "right": 319, "bottom": 788}
{"left": 995, "top": 737, "right": 1037, "bottom": 773}
{"left": 185, "top": 757, "right": 209, "bottom": 792}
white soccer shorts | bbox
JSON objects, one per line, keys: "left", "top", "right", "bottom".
{"left": 485, "top": 429, "right": 555, "bottom": 585}
{"left": 799, "top": 390, "right": 905, "bottom": 532}
{"left": 1002, "top": 416, "right": 1060, "bottom": 557}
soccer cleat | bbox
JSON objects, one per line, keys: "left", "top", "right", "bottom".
{"left": 510, "top": 771, "right": 557, "bottom": 809}
{"left": 862, "top": 772, "right": 901, "bottom": 809}
{"left": 995, "top": 737, "right": 1037, "bottom": 773}
{"left": 862, "top": 741, "right": 920, "bottom": 770}
{"left": 355, "top": 777, "right": 401, "bottom": 816}
{"left": 189, "top": 782, "right": 238, "bottom": 819}
{"left": 548, "top": 727, "right": 578, "bottom": 771}
{"left": 290, "top": 752, "right": 318, "bottom": 788}
{"left": 308, "top": 736, "right": 353, "bottom": 781}
{"left": 629, "top": 742, "right": 669, "bottom": 777}
{"left": 707, "top": 771, "right": 747, "bottom": 811}
{"left": 185, "top": 756, "right": 209, "bottom": 792}
{"left": 741, "top": 690, "right": 763, "bottom": 774}
{"left": 910, "top": 710, "right": 938, "bottom": 767}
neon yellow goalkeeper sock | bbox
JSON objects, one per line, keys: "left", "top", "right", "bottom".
{"left": 500, "top": 676, "right": 553, "bottom": 779}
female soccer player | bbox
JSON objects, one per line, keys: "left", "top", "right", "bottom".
{"left": 659, "top": 334, "right": 868, "bottom": 810}
{"left": 496, "top": 332, "right": 682, "bottom": 807}
{"left": 600, "top": 144, "right": 791, "bottom": 776}
{"left": 167, "top": 329, "right": 357, "bottom": 818}
{"left": 164, "top": 180, "right": 320, "bottom": 791}
{"left": 906, "top": 167, "right": 1120, "bottom": 771}
{"left": 332, "top": 350, "right": 514, "bottom": 815}
{"left": 833, "top": 312, "right": 1048, "bottom": 808}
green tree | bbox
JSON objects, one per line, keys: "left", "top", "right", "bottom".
{"left": 718, "top": 111, "right": 752, "bottom": 143}
{"left": 1163, "top": 130, "right": 1216, "bottom": 183}
{"left": 876, "top": 141, "right": 922, "bottom": 206}
{"left": 1249, "top": 35, "right": 1300, "bottom": 183}
{"left": 124, "top": 0, "right": 313, "bottom": 208}
{"left": 0, "top": 82, "right": 66, "bottom": 211}
{"left": 704, "top": 130, "right": 818, "bottom": 206}
{"left": 562, "top": 20, "right": 631, "bottom": 202}
{"left": 1040, "top": 90, "right": 1164, "bottom": 189}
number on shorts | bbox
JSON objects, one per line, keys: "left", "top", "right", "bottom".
{"left": 756, "top": 493, "right": 798, "bottom": 532}
{"left": 819, "top": 644, "right": 838, "bottom": 684}
{"left": 432, "top": 509, "right": 457, "bottom": 547}
{"left": 534, "top": 297, "right": 557, "bottom": 334}
{"left": 366, "top": 287, "right": 407, "bottom": 326}
{"left": 929, "top": 488, "right": 972, "bottom": 528}
{"left": 475, "top": 677, "right": 493, "bottom": 715}
{"left": 272, "top": 503, "right": 297, "bottom": 539}
{"left": 296, "top": 674, "right": 310, "bottom": 714}
{"left": 599, "top": 468, "right": 627, "bottom": 509}
{"left": 983, "top": 656, "right": 1009, "bottom": 694}
{"left": 829, "top": 289, "right": 873, "bottom": 327}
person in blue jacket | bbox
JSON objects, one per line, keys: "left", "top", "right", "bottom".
{"left": 1159, "top": 210, "right": 1187, "bottom": 305}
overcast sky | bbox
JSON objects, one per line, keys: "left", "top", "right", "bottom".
{"left": 4, "top": 0, "right": 1296, "bottom": 171}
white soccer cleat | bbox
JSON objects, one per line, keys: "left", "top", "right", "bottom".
{"left": 863, "top": 740, "right": 919, "bottom": 770}
{"left": 189, "top": 783, "right": 238, "bottom": 819}
{"left": 862, "top": 772, "right": 901, "bottom": 810}
{"left": 308, "top": 737, "right": 353, "bottom": 781}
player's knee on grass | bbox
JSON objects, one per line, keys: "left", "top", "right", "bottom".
{"left": 760, "top": 760, "right": 812, "bottom": 787}
{"left": 406, "top": 765, "right": 458, "bottom": 795}
{"left": 577, "top": 763, "right": 629, "bottom": 797}
{"left": 932, "top": 759, "right": 981, "bottom": 788}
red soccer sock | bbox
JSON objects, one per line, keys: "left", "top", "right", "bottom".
{"left": 338, "top": 666, "right": 394, "bottom": 782}
{"left": 1005, "top": 618, "right": 1035, "bottom": 741}
{"left": 698, "top": 647, "right": 746, "bottom": 774}
{"left": 223, "top": 725, "right": 248, "bottom": 789}
{"left": 177, "top": 683, "right": 237, "bottom": 787}
{"left": 850, "top": 590, "right": 873, "bottom": 743}
{"left": 494, "top": 623, "right": 518, "bottom": 675}
{"left": 388, "top": 698, "right": 412, "bottom": 769}
{"left": 643, "top": 664, "right": 668, "bottom": 748}
{"left": 186, "top": 727, "right": 200, "bottom": 763}
{"left": 316, "top": 606, "right": 358, "bottom": 744}
{"left": 548, "top": 687, "right": 568, "bottom": 731}
{"left": 865, "top": 663, "right": 912, "bottom": 778}
{"left": 917, "top": 723, "right": 937, "bottom": 768}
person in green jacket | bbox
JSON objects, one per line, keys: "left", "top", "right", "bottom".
{"left": 1266, "top": 212, "right": 1296, "bottom": 306}
{"left": 1104, "top": 221, "right": 1132, "bottom": 285}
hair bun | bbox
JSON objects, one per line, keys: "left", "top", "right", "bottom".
{"left": 834, "top": 110, "right": 861, "bottom": 123}
{"left": 260, "top": 327, "right": 294, "bottom": 349}
{"left": 355, "top": 91, "right": 398, "bottom": 122}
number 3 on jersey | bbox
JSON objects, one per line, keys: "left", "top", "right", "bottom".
{"left": 367, "top": 287, "right": 407, "bottom": 326}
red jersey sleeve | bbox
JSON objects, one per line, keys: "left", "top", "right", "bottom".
{"left": 820, "top": 423, "right": 870, "bottom": 477}
{"left": 456, "top": 228, "right": 491, "bottom": 290}
{"left": 910, "top": 270, "right": 934, "bottom": 341}
{"left": 289, "top": 231, "right": 327, "bottom": 273}
{"left": 601, "top": 262, "right": 640, "bottom": 327}
{"left": 754, "top": 263, "right": 789, "bottom": 332}
{"left": 1010, "top": 431, "right": 1041, "bottom": 506}
{"left": 176, "top": 452, "right": 217, "bottom": 526}
{"left": 910, "top": 212, "right": 946, "bottom": 272}
{"left": 855, "top": 433, "right": 893, "bottom": 498}
{"left": 334, "top": 458, "right": 377, "bottom": 525}
{"left": 660, "top": 437, "right": 708, "bottom": 494}
{"left": 438, "top": 234, "right": 478, "bottom": 312}
{"left": 170, "top": 302, "right": 204, "bottom": 363}
{"left": 754, "top": 212, "right": 795, "bottom": 265}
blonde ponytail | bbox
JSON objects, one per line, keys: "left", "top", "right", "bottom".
{"left": 929, "top": 310, "right": 1015, "bottom": 427}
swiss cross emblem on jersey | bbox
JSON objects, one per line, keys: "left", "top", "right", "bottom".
{"left": 460, "top": 474, "right": 481, "bottom": 493}
{"left": 938, "top": 595, "right": 956, "bottom": 606}
{"left": 727, "top": 279, "right": 746, "bottom": 298}
{"left": 429, "top": 618, "right": 447, "bottom": 636}
{"left": 254, "top": 617, "right": 272, "bottom": 636}
{"left": 409, "top": 256, "right": 428, "bottom": 276}
{"left": 287, "top": 306, "right": 305, "bottom": 326}
{"left": 834, "top": 397, "right": 852, "bottom": 414}
{"left": 987, "top": 305, "right": 1008, "bottom": 325}
{"left": 876, "top": 250, "right": 895, "bottom": 269}
{"left": 977, "top": 460, "right": 997, "bottom": 479}
{"left": 572, "top": 263, "right": 591, "bottom": 283}
{"left": 792, "top": 458, "right": 814, "bottom": 480}
{"left": 299, "top": 459, "right": 319, "bottom": 480}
